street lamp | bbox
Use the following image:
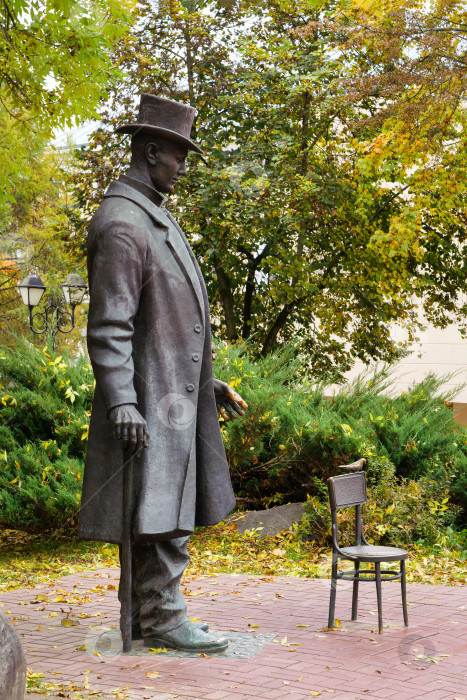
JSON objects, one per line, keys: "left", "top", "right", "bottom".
{"left": 18, "top": 272, "right": 87, "bottom": 351}
{"left": 60, "top": 274, "right": 88, "bottom": 306}
{"left": 17, "top": 273, "right": 46, "bottom": 308}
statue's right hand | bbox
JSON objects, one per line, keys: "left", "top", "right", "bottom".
{"left": 108, "top": 404, "right": 150, "bottom": 454}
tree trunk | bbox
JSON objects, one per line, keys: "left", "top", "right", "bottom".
{"left": 213, "top": 256, "right": 237, "bottom": 341}
{"left": 184, "top": 29, "right": 196, "bottom": 107}
{"left": 242, "top": 263, "right": 255, "bottom": 339}
{"left": 183, "top": 14, "right": 197, "bottom": 135}
{"left": 239, "top": 242, "right": 274, "bottom": 340}
{"left": 263, "top": 90, "right": 311, "bottom": 355}
{"left": 261, "top": 301, "right": 295, "bottom": 356}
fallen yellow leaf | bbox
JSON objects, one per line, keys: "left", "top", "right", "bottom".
{"left": 61, "top": 618, "right": 79, "bottom": 627}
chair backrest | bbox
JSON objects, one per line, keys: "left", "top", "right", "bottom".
{"left": 327, "top": 471, "right": 367, "bottom": 512}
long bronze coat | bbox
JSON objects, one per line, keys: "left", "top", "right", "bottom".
{"left": 78, "top": 179, "right": 235, "bottom": 544}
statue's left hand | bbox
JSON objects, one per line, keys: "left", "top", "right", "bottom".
{"left": 213, "top": 378, "right": 248, "bottom": 421}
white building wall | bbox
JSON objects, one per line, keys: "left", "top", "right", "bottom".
{"left": 341, "top": 322, "right": 467, "bottom": 425}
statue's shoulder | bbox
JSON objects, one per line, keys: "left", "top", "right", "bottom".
{"left": 94, "top": 182, "right": 149, "bottom": 223}
{"left": 89, "top": 183, "right": 153, "bottom": 240}
{"left": 87, "top": 190, "right": 150, "bottom": 258}
{"left": 95, "top": 180, "right": 170, "bottom": 231}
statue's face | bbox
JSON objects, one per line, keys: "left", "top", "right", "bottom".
{"left": 146, "top": 139, "right": 189, "bottom": 194}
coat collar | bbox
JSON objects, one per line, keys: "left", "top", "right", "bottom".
{"left": 119, "top": 174, "right": 167, "bottom": 208}
{"left": 104, "top": 180, "right": 170, "bottom": 229}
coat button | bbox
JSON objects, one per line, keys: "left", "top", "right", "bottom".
{"left": 186, "top": 384, "right": 195, "bottom": 392}
{"left": 192, "top": 353, "right": 200, "bottom": 362}
{"left": 194, "top": 324, "right": 202, "bottom": 333}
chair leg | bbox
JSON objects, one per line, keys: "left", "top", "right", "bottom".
{"left": 401, "top": 559, "right": 409, "bottom": 627}
{"left": 328, "top": 551, "right": 338, "bottom": 629}
{"left": 351, "top": 561, "right": 360, "bottom": 621}
{"left": 375, "top": 562, "right": 383, "bottom": 634}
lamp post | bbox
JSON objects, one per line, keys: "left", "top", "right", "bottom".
{"left": 18, "top": 273, "right": 87, "bottom": 351}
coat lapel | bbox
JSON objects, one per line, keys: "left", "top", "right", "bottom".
{"left": 164, "top": 223, "right": 205, "bottom": 324}
{"left": 104, "top": 180, "right": 205, "bottom": 322}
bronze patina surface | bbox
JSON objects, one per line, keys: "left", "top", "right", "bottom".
{"left": 79, "top": 94, "right": 247, "bottom": 653}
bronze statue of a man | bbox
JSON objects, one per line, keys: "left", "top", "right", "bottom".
{"left": 78, "top": 94, "right": 247, "bottom": 654}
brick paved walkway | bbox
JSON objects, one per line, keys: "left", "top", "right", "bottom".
{"left": 2, "top": 568, "right": 466, "bottom": 699}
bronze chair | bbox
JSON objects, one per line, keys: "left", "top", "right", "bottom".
{"left": 327, "top": 463, "right": 409, "bottom": 634}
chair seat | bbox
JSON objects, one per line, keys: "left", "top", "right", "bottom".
{"left": 340, "top": 545, "right": 408, "bottom": 562}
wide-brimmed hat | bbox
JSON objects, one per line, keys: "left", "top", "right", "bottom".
{"left": 115, "top": 94, "right": 203, "bottom": 154}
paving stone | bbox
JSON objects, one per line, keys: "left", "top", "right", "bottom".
{"left": 3, "top": 569, "right": 467, "bottom": 699}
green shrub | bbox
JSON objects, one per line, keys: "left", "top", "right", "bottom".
{"left": 0, "top": 338, "right": 92, "bottom": 531}
{"left": 1, "top": 336, "right": 466, "bottom": 536}
{"left": 216, "top": 341, "right": 467, "bottom": 522}
{"left": 214, "top": 341, "right": 364, "bottom": 506}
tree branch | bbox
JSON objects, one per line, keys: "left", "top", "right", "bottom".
{"left": 370, "top": 184, "right": 410, "bottom": 222}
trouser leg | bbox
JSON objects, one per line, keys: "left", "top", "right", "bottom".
{"left": 128, "top": 536, "right": 191, "bottom": 637}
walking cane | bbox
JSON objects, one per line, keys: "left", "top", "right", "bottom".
{"left": 120, "top": 452, "right": 134, "bottom": 653}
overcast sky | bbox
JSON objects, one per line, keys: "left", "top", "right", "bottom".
{"left": 51, "top": 121, "right": 99, "bottom": 149}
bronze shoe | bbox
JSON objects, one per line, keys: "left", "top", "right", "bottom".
{"left": 132, "top": 620, "right": 208, "bottom": 641}
{"left": 143, "top": 621, "right": 228, "bottom": 653}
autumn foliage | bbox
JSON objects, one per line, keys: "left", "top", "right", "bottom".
{"left": 69, "top": 0, "right": 467, "bottom": 377}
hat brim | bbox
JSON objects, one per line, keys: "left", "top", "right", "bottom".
{"left": 115, "top": 123, "right": 204, "bottom": 155}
